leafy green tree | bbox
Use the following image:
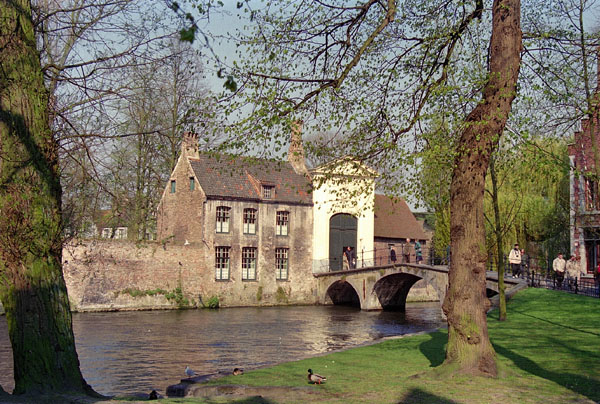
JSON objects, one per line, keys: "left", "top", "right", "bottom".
{"left": 484, "top": 138, "right": 570, "bottom": 273}
{"left": 190, "top": 0, "right": 522, "bottom": 376}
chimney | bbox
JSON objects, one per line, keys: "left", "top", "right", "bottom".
{"left": 288, "top": 120, "right": 308, "bottom": 176}
{"left": 181, "top": 131, "right": 199, "bottom": 159}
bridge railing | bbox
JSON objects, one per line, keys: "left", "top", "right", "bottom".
{"left": 316, "top": 245, "right": 436, "bottom": 272}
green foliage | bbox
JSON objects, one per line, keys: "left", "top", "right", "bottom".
{"left": 204, "top": 295, "right": 219, "bottom": 309}
{"left": 117, "top": 287, "right": 169, "bottom": 298}
{"left": 483, "top": 137, "right": 570, "bottom": 266}
{"left": 275, "top": 286, "right": 288, "bottom": 303}
{"left": 165, "top": 286, "right": 189, "bottom": 308}
{"left": 117, "top": 287, "right": 191, "bottom": 308}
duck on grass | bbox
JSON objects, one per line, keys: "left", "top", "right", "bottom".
{"left": 307, "top": 368, "right": 327, "bottom": 385}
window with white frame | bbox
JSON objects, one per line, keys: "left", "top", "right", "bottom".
{"left": 276, "top": 211, "right": 289, "bottom": 236}
{"left": 216, "top": 206, "right": 231, "bottom": 233}
{"left": 243, "top": 208, "right": 257, "bottom": 234}
{"left": 215, "top": 246, "right": 230, "bottom": 280}
{"left": 276, "top": 248, "right": 288, "bottom": 280}
{"left": 262, "top": 185, "right": 274, "bottom": 199}
{"left": 242, "top": 247, "right": 257, "bottom": 280}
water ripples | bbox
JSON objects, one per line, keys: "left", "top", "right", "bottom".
{"left": 0, "top": 303, "right": 444, "bottom": 396}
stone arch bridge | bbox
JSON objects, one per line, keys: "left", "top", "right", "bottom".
{"left": 314, "top": 263, "right": 522, "bottom": 312}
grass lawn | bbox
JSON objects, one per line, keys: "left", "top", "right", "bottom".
{"left": 1, "top": 288, "right": 598, "bottom": 404}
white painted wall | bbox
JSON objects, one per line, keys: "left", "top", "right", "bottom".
{"left": 311, "top": 159, "right": 376, "bottom": 273}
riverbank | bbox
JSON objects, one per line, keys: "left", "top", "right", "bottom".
{"left": 1, "top": 288, "right": 598, "bottom": 403}
{"left": 150, "top": 288, "right": 600, "bottom": 403}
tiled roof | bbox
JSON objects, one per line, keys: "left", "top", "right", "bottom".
{"left": 189, "top": 154, "right": 312, "bottom": 205}
{"left": 374, "top": 194, "right": 427, "bottom": 240}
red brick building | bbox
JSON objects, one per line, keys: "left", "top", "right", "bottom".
{"left": 568, "top": 115, "right": 600, "bottom": 274}
{"left": 156, "top": 132, "right": 314, "bottom": 293}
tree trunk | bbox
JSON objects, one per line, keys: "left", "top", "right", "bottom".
{"left": 442, "top": 0, "right": 521, "bottom": 376}
{"left": 0, "top": 1, "right": 96, "bottom": 395}
{"left": 489, "top": 156, "right": 507, "bottom": 321}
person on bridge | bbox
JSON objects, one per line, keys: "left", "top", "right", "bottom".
{"left": 403, "top": 238, "right": 412, "bottom": 263}
{"left": 344, "top": 246, "right": 356, "bottom": 270}
{"left": 508, "top": 243, "right": 522, "bottom": 278}
{"left": 553, "top": 253, "right": 566, "bottom": 289}
{"left": 415, "top": 241, "right": 423, "bottom": 264}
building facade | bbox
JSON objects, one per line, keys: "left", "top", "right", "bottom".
{"left": 310, "top": 157, "right": 377, "bottom": 272}
{"left": 154, "top": 129, "right": 433, "bottom": 306}
{"left": 569, "top": 115, "right": 600, "bottom": 274}
{"left": 156, "top": 132, "right": 315, "bottom": 304}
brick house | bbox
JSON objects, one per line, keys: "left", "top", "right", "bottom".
{"left": 156, "top": 131, "right": 314, "bottom": 304}
{"left": 568, "top": 115, "right": 600, "bottom": 274}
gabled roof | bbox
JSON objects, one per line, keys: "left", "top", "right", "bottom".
{"left": 374, "top": 194, "right": 427, "bottom": 240}
{"left": 188, "top": 153, "right": 312, "bottom": 205}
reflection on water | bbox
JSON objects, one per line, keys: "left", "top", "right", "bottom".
{"left": 0, "top": 303, "right": 444, "bottom": 396}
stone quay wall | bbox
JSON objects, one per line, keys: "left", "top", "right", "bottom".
{"left": 0, "top": 240, "right": 439, "bottom": 315}
{"left": 62, "top": 239, "right": 319, "bottom": 312}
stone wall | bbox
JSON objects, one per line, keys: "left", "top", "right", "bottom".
{"left": 63, "top": 239, "right": 319, "bottom": 312}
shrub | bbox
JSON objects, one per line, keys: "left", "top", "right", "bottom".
{"left": 205, "top": 296, "right": 219, "bottom": 309}
{"left": 275, "top": 286, "right": 289, "bottom": 303}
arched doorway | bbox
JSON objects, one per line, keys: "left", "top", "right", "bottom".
{"left": 329, "top": 213, "right": 357, "bottom": 271}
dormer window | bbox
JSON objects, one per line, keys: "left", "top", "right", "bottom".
{"left": 262, "top": 185, "right": 275, "bottom": 199}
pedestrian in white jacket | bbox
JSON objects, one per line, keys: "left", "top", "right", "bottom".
{"left": 508, "top": 243, "right": 521, "bottom": 278}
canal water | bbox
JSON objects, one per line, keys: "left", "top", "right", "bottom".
{"left": 0, "top": 303, "right": 444, "bottom": 397}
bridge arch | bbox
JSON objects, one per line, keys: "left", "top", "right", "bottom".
{"left": 325, "top": 280, "right": 361, "bottom": 308}
{"left": 373, "top": 273, "right": 422, "bottom": 311}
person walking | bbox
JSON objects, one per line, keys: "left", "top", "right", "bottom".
{"left": 508, "top": 243, "right": 522, "bottom": 278}
{"left": 344, "top": 246, "right": 356, "bottom": 270}
{"left": 566, "top": 254, "right": 581, "bottom": 289}
{"left": 552, "top": 253, "right": 566, "bottom": 289}
{"left": 390, "top": 247, "right": 397, "bottom": 264}
{"left": 415, "top": 240, "right": 423, "bottom": 264}
{"left": 402, "top": 238, "right": 412, "bottom": 263}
